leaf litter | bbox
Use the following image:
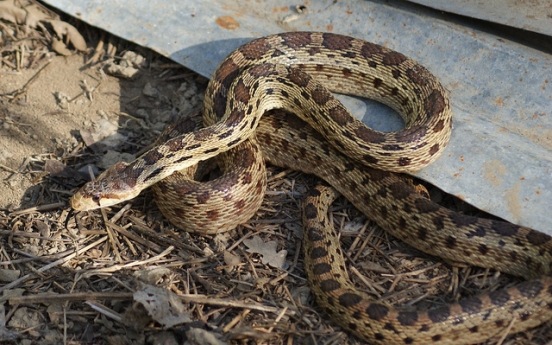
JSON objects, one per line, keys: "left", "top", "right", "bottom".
{"left": 243, "top": 236, "right": 288, "bottom": 270}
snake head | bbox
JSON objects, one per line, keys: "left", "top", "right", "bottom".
{"left": 69, "top": 180, "right": 107, "bottom": 211}
{"left": 70, "top": 162, "right": 139, "bottom": 211}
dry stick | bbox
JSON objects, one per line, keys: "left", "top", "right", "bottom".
{"left": 115, "top": 111, "right": 149, "bottom": 129}
{"left": 68, "top": 80, "right": 103, "bottom": 103}
{"left": 0, "top": 230, "right": 67, "bottom": 241}
{"left": 0, "top": 164, "right": 18, "bottom": 174}
{"left": 497, "top": 316, "right": 517, "bottom": 345}
{"left": 287, "top": 238, "right": 302, "bottom": 275}
{"left": 0, "top": 245, "right": 92, "bottom": 265}
{"left": 107, "top": 220, "right": 164, "bottom": 253}
{"left": 101, "top": 208, "right": 123, "bottom": 263}
{"left": 9, "top": 202, "right": 65, "bottom": 215}
{"left": 7, "top": 292, "right": 133, "bottom": 304}
{"left": 5, "top": 156, "right": 32, "bottom": 183}
{"left": 87, "top": 33, "right": 105, "bottom": 64}
{"left": 1, "top": 60, "right": 52, "bottom": 101}
{"left": 222, "top": 309, "right": 250, "bottom": 333}
{"left": 128, "top": 215, "right": 205, "bottom": 255}
{"left": 178, "top": 294, "right": 292, "bottom": 314}
{"left": 268, "top": 306, "right": 288, "bottom": 333}
{"left": 8, "top": 291, "right": 293, "bottom": 316}
{"left": 123, "top": 246, "right": 174, "bottom": 268}
{"left": 74, "top": 246, "right": 175, "bottom": 280}
{"left": 85, "top": 301, "right": 122, "bottom": 322}
{"left": 347, "top": 221, "right": 369, "bottom": 259}
{"left": 349, "top": 266, "right": 384, "bottom": 296}
{"left": 106, "top": 38, "right": 117, "bottom": 57}
{"left": 110, "top": 203, "right": 132, "bottom": 224}
{"left": 0, "top": 236, "right": 108, "bottom": 293}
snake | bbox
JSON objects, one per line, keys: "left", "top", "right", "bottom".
{"left": 69, "top": 32, "right": 552, "bottom": 344}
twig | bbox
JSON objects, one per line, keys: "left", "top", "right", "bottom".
{"left": 9, "top": 202, "right": 65, "bottom": 215}
{"left": 87, "top": 33, "right": 105, "bottom": 64}
{"left": 0, "top": 164, "right": 18, "bottom": 174}
{"left": 68, "top": 80, "right": 102, "bottom": 103}
{"left": 178, "top": 294, "right": 293, "bottom": 315}
{"left": 0, "top": 236, "right": 108, "bottom": 293}
{"left": 0, "top": 233, "right": 70, "bottom": 242}
{"left": 74, "top": 246, "right": 175, "bottom": 280}
{"left": 496, "top": 316, "right": 517, "bottom": 345}
{"left": 85, "top": 301, "right": 122, "bottom": 322}
{"left": 0, "top": 60, "right": 52, "bottom": 101}
{"left": 106, "top": 219, "right": 163, "bottom": 253}
{"left": 101, "top": 208, "right": 123, "bottom": 263}
{"left": 7, "top": 291, "right": 295, "bottom": 316}
{"left": 7, "top": 292, "right": 133, "bottom": 304}
{"left": 128, "top": 215, "right": 205, "bottom": 255}
{"left": 5, "top": 156, "right": 32, "bottom": 182}
{"left": 115, "top": 111, "right": 149, "bottom": 129}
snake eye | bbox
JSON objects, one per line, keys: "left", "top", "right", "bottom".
{"left": 92, "top": 194, "right": 101, "bottom": 205}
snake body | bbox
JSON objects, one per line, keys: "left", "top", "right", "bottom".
{"left": 70, "top": 32, "right": 552, "bottom": 344}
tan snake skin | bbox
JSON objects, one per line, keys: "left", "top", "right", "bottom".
{"left": 70, "top": 32, "right": 552, "bottom": 344}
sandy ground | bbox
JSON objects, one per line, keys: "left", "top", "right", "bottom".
{"left": 0, "top": 53, "right": 204, "bottom": 211}
{"left": 1, "top": 55, "right": 116, "bottom": 207}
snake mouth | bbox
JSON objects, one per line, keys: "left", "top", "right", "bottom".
{"left": 69, "top": 193, "right": 92, "bottom": 211}
{"left": 69, "top": 188, "right": 106, "bottom": 211}
{"left": 70, "top": 185, "right": 143, "bottom": 210}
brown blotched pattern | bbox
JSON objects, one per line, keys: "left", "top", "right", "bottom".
{"left": 69, "top": 32, "right": 552, "bottom": 343}
{"left": 201, "top": 31, "right": 452, "bottom": 173}
{"left": 151, "top": 117, "right": 267, "bottom": 235}
{"left": 100, "top": 29, "right": 452, "bottom": 222}
{"left": 259, "top": 110, "right": 552, "bottom": 344}
{"left": 300, "top": 183, "right": 552, "bottom": 345}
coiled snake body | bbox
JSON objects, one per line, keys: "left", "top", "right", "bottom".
{"left": 71, "top": 32, "right": 552, "bottom": 344}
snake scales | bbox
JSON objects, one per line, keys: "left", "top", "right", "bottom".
{"left": 70, "top": 32, "right": 552, "bottom": 344}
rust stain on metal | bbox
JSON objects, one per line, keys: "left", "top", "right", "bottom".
{"left": 216, "top": 16, "right": 239, "bottom": 30}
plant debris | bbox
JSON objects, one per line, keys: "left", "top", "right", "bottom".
{"left": 243, "top": 236, "right": 288, "bottom": 270}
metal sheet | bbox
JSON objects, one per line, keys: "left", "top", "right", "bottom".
{"left": 407, "top": 0, "right": 552, "bottom": 36}
{"left": 43, "top": 0, "right": 552, "bottom": 235}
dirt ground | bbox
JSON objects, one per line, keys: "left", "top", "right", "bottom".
{"left": 0, "top": 51, "right": 205, "bottom": 210}
{"left": 0, "top": 2, "right": 551, "bottom": 345}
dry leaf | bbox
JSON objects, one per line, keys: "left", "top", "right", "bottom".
{"left": 223, "top": 251, "right": 241, "bottom": 267}
{"left": 79, "top": 119, "right": 128, "bottom": 154}
{"left": 44, "top": 160, "right": 88, "bottom": 183}
{"left": 21, "top": 3, "right": 50, "bottom": 28}
{"left": 243, "top": 236, "right": 288, "bottom": 269}
{"left": 46, "top": 303, "right": 63, "bottom": 324}
{"left": 22, "top": 4, "right": 50, "bottom": 18}
{"left": 134, "top": 267, "right": 172, "bottom": 285}
{"left": 0, "top": 2, "right": 27, "bottom": 25}
{"left": 46, "top": 19, "right": 87, "bottom": 51}
{"left": 0, "top": 3, "right": 85, "bottom": 53}
{"left": 0, "top": 269, "right": 20, "bottom": 282}
{"left": 0, "top": 302, "right": 19, "bottom": 341}
{"left": 51, "top": 37, "right": 72, "bottom": 56}
{"left": 358, "top": 261, "right": 388, "bottom": 273}
{"left": 342, "top": 218, "right": 366, "bottom": 233}
{"left": 0, "top": 2, "right": 48, "bottom": 28}
{"left": 186, "top": 327, "right": 227, "bottom": 345}
{"left": 133, "top": 283, "right": 192, "bottom": 329}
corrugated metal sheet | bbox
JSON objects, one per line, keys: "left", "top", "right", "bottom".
{"left": 43, "top": 0, "right": 552, "bottom": 235}
{"left": 407, "top": 0, "right": 552, "bottom": 36}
